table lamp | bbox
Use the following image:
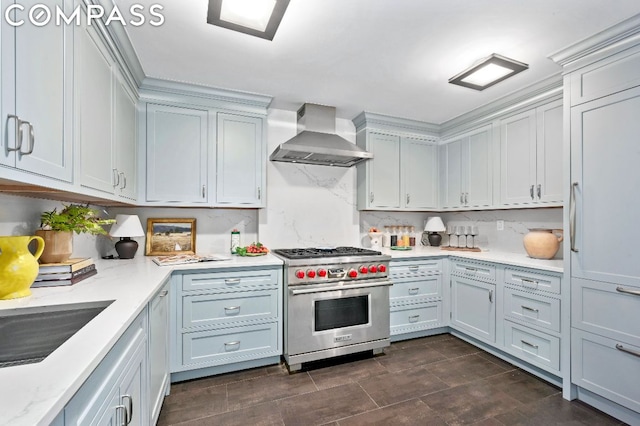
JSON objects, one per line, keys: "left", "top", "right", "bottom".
{"left": 109, "top": 214, "right": 145, "bottom": 259}
{"left": 423, "top": 217, "right": 446, "bottom": 246}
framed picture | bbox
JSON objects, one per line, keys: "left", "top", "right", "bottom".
{"left": 146, "top": 218, "right": 196, "bottom": 256}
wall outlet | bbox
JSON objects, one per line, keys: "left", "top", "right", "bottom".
{"left": 496, "top": 220, "right": 504, "bottom": 231}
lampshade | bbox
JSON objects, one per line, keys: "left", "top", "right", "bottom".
{"left": 424, "top": 217, "right": 446, "bottom": 233}
{"left": 109, "top": 215, "right": 144, "bottom": 238}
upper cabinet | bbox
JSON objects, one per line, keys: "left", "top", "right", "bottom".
{"left": 216, "top": 112, "right": 265, "bottom": 207}
{"left": 75, "top": 5, "right": 137, "bottom": 201}
{"left": 354, "top": 113, "right": 439, "bottom": 211}
{"left": 0, "top": 0, "right": 73, "bottom": 182}
{"left": 145, "top": 104, "right": 209, "bottom": 204}
{"left": 138, "top": 80, "right": 271, "bottom": 207}
{"left": 440, "top": 126, "right": 492, "bottom": 209}
{"left": 499, "top": 99, "right": 563, "bottom": 206}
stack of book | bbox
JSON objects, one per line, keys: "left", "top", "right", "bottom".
{"left": 32, "top": 258, "right": 97, "bottom": 288}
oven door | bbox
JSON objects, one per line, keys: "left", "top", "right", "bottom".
{"left": 287, "top": 279, "right": 392, "bottom": 356}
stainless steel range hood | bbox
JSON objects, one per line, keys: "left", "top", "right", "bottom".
{"left": 270, "top": 103, "right": 373, "bottom": 167}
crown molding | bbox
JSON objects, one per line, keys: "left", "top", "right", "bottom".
{"left": 139, "top": 78, "right": 273, "bottom": 113}
{"left": 549, "top": 13, "right": 640, "bottom": 68}
{"left": 352, "top": 112, "right": 439, "bottom": 138}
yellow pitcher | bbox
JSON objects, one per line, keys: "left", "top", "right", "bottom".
{"left": 0, "top": 236, "right": 45, "bottom": 300}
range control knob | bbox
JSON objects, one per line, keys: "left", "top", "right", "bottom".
{"left": 348, "top": 269, "right": 358, "bottom": 278}
{"left": 369, "top": 265, "right": 378, "bottom": 273}
{"left": 306, "top": 269, "right": 316, "bottom": 278}
{"left": 295, "top": 270, "right": 305, "bottom": 279}
{"left": 359, "top": 265, "right": 368, "bottom": 274}
{"left": 378, "top": 264, "right": 387, "bottom": 273}
{"left": 317, "top": 269, "right": 327, "bottom": 277}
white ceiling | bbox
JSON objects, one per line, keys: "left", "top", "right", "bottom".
{"left": 118, "top": 0, "right": 640, "bottom": 124}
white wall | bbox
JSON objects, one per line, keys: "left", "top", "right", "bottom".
{"left": 258, "top": 108, "right": 361, "bottom": 248}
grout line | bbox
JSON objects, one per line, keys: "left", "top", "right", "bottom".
{"left": 307, "top": 370, "right": 320, "bottom": 391}
{"left": 357, "top": 381, "right": 381, "bottom": 409}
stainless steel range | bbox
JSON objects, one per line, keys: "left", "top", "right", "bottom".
{"left": 272, "top": 247, "right": 392, "bottom": 372}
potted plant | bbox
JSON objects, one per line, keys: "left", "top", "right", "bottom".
{"left": 36, "top": 204, "right": 115, "bottom": 263}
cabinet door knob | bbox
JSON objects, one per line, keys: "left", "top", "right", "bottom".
{"left": 537, "top": 184, "right": 541, "bottom": 199}
{"left": 257, "top": 187, "right": 261, "bottom": 200}
{"left": 113, "top": 169, "right": 120, "bottom": 188}
{"left": 530, "top": 185, "right": 534, "bottom": 200}
{"left": 406, "top": 194, "right": 410, "bottom": 205}
{"left": 370, "top": 192, "right": 374, "bottom": 203}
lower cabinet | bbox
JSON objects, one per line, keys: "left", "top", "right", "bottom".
{"left": 64, "top": 310, "right": 148, "bottom": 425}
{"left": 148, "top": 279, "right": 170, "bottom": 425}
{"left": 171, "top": 267, "right": 283, "bottom": 379}
{"left": 572, "top": 329, "right": 640, "bottom": 414}
{"left": 450, "top": 275, "right": 496, "bottom": 343}
{"left": 389, "top": 259, "right": 444, "bottom": 340}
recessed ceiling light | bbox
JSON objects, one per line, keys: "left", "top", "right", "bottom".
{"left": 207, "top": 0, "right": 290, "bottom": 40}
{"left": 449, "top": 54, "right": 528, "bottom": 91}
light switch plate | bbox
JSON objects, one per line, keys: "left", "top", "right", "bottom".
{"left": 497, "top": 220, "right": 504, "bottom": 231}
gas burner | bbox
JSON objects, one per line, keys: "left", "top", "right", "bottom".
{"left": 272, "top": 246, "right": 381, "bottom": 260}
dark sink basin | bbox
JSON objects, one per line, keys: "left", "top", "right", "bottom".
{"left": 0, "top": 300, "right": 114, "bottom": 368}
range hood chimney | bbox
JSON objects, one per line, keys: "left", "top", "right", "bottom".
{"left": 270, "top": 103, "right": 373, "bottom": 167}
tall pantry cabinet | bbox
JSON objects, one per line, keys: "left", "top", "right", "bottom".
{"left": 552, "top": 15, "right": 640, "bottom": 425}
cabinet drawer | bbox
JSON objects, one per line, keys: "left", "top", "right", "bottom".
{"left": 572, "top": 278, "right": 640, "bottom": 347}
{"left": 503, "top": 320, "right": 560, "bottom": 372}
{"left": 503, "top": 287, "right": 560, "bottom": 333}
{"left": 180, "top": 322, "right": 280, "bottom": 368}
{"left": 390, "top": 275, "right": 441, "bottom": 304}
{"left": 390, "top": 302, "right": 443, "bottom": 336}
{"left": 451, "top": 259, "right": 496, "bottom": 283}
{"left": 505, "top": 268, "right": 561, "bottom": 294}
{"left": 182, "top": 290, "right": 279, "bottom": 330}
{"left": 572, "top": 329, "right": 640, "bottom": 413}
{"left": 182, "top": 269, "right": 279, "bottom": 293}
{"left": 570, "top": 46, "right": 640, "bottom": 106}
{"left": 390, "top": 260, "right": 442, "bottom": 279}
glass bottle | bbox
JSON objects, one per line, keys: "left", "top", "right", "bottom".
{"left": 402, "top": 226, "right": 410, "bottom": 247}
{"left": 409, "top": 226, "right": 416, "bottom": 246}
{"left": 230, "top": 229, "right": 240, "bottom": 254}
{"left": 390, "top": 226, "right": 398, "bottom": 247}
{"left": 382, "top": 226, "right": 391, "bottom": 247}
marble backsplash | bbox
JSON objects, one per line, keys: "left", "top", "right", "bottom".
{"left": 107, "top": 207, "right": 258, "bottom": 257}
{"left": 0, "top": 193, "right": 258, "bottom": 259}
{"left": 0, "top": 193, "right": 111, "bottom": 259}
{"left": 360, "top": 207, "right": 564, "bottom": 258}
{"left": 258, "top": 108, "right": 361, "bottom": 249}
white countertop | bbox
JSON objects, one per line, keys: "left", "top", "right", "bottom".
{"left": 379, "top": 246, "right": 564, "bottom": 273}
{"left": 0, "top": 248, "right": 562, "bottom": 425}
{"left": 0, "top": 254, "right": 284, "bottom": 426}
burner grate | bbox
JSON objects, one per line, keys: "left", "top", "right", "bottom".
{"left": 272, "top": 246, "right": 381, "bottom": 260}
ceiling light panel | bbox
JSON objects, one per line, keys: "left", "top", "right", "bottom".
{"left": 449, "top": 54, "right": 528, "bottom": 90}
{"left": 208, "top": 0, "right": 290, "bottom": 40}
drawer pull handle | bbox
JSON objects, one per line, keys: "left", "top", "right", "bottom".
{"left": 465, "top": 267, "right": 477, "bottom": 273}
{"left": 224, "top": 306, "right": 240, "bottom": 314}
{"left": 159, "top": 290, "right": 168, "bottom": 297}
{"left": 408, "top": 288, "right": 420, "bottom": 295}
{"left": 520, "top": 278, "right": 539, "bottom": 288}
{"left": 616, "top": 344, "right": 640, "bottom": 358}
{"left": 521, "top": 340, "right": 538, "bottom": 349}
{"left": 225, "top": 278, "right": 241, "bottom": 285}
{"left": 224, "top": 341, "right": 241, "bottom": 351}
{"left": 409, "top": 315, "right": 420, "bottom": 323}
{"left": 408, "top": 266, "right": 419, "bottom": 271}
{"left": 116, "top": 405, "right": 127, "bottom": 426}
{"left": 616, "top": 286, "right": 640, "bottom": 297}
{"left": 521, "top": 305, "right": 539, "bottom": 313}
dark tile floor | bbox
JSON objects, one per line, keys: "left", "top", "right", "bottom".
{"left": 157, "top": 334, "right": 625, "bottom": 426}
